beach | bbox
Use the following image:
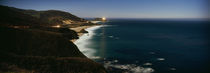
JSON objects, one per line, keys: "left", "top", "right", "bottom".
{"left": 70, "top": 25, "right": 104, "bottom": 58}
{"left": 70, "top": 25, "right": 100, "bottom": 42}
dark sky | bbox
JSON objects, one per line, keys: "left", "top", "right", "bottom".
{"left": 0, "top": 0, "right": 209, "bottom": 18}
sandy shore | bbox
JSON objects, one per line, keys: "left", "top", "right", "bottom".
{"left": 70, "top": 25, "right": 99, "bottom": 42}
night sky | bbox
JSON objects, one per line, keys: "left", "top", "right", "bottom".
{"left": 0, "top": 0, "right": 209, "bottom": 18}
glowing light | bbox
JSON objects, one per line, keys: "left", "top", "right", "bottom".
{"left": 102, "top": 17, "right": 106, "bottom": 21}
{"left": 52, "top": 25, "right": 61, "bottom": 28}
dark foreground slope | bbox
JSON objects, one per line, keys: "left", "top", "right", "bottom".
{"left": 0, "top": 27, "right": 106, "bottom": 73}
{"left": 0, "top": 5, "right": 106, "bottom": 73}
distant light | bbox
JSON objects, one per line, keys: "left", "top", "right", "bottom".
{"left": 52, "top": 25, "right": 61, "bottom": 28}
{"left": 55, "top": 25, "right": 60, "bottom": 28}
{"left": 102, "top": 17, "right": 106, "bottom": 21}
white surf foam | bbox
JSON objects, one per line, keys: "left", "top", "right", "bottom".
{"left": 74, "top": 25, "right": 104, "bottom": 58}
{"left": 104, "top": 60, "right": 154, "bottom": 73}
{"left": 143, "top": 63, "right": 153, "bottom": 66}
{"left": 157, "top": 58, "right": 165, "bottom": 61}
{"left": 170, "top": 68, "right": 176, "bottom": 71}
{"left": 74, "top": 25, "right": 155, "bottom": 73}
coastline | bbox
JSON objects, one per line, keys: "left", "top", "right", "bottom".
{"left": 0, "top": 5, "right": 108, "bottom": 73}
{"left": 70, "top": 25, "right": 104, "bottom": 58}
{"left": 70, "top": 25, "right": 102, "bottom": 42}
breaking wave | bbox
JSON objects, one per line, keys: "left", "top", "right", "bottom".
{"left": 74, "top": 25, "right": 155, "bottom": 73}
{"left": 104, "top": 60, "right": 154, "bottom": 73}
{"left": 74, "top": 25, "right": 104, "bottom": 58}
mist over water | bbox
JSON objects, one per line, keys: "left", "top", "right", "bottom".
{"left": 75, "top": 19, "right": 209, "bottom": 73}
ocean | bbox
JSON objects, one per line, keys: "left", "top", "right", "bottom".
{"left": 74, "top": 19, "right": 209, "bottom": 73}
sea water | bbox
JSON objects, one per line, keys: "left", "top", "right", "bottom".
{"left": 75, "top": 19, "right": 209, "bottom": 73}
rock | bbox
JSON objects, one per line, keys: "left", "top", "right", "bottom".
{"left": 79, "top": 29, "right": 88, "bottom": 33}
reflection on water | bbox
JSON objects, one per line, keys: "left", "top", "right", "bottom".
{"left": 75, "top": 20, "right": 209, "bottom": 73}
{"left": 100, "top": 24, "right": 106, "bottom": 59}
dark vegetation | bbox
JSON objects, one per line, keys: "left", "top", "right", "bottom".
{"left": 0, "top": 5, "right": 45, "bottom": 27}
{"left": 0, "top": 5, "right": 85, "bottom": 26}
{"left": 0, "top": 5, "right": 106, "bottom": 73}
{"left": 22, "top": 10, "right": 86, "bottom": 26}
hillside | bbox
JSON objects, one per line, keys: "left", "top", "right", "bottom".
{"left": 0, "top": 5, "right": 106, "bottom": 73}
{"left": 0, "top": 5, "right": 46, "bottom": 27}
{"left": 22, "top": 10, "right": 86, "bottom": 26}
{"left": 0, "top": 27, "right": 106, "bottom": 73}
{"left": 0, "top": 5, "right": 94, "bottom": 27}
